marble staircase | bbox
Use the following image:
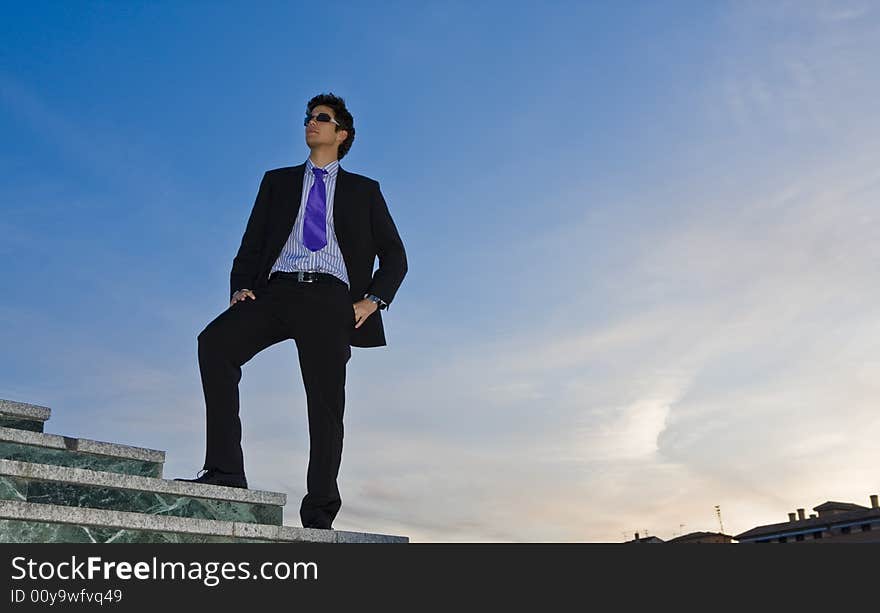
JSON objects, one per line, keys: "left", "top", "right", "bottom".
{"left": 0, "top": 399, "right": 407, "bottom": 543}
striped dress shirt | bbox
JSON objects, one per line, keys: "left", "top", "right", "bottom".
{"left": 269, "top": 158, "right": 350, "bottom": 288}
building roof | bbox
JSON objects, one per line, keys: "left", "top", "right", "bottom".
{"left": 735, "top": 506, "right": 880, "bottom": 541}
{"left": 666, "top": 531, "right": 732, "bottom": 543}
{"left": 624, "top": 535, "right": 665, "bottom": 544}
{"left": 814, "top": 501, "right": 868, "bottom": 513}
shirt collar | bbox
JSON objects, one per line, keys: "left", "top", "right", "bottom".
{"left": 306, "top": 157, "right": 339, "bottom": 179}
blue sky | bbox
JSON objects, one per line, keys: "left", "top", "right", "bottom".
{"left": 2, "top": 1, "right": 879, "bottom": 542}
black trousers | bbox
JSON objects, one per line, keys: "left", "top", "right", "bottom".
{"left": 196, "top": 274, "right": 354, "bottom": 528}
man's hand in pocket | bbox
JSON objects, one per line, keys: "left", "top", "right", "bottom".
{"left": 353, "top": 299, "right": 378, "bottom": 329}
{"left": 230, "top": 289, "right": 256, "bottom": 307}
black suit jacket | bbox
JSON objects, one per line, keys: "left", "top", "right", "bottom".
{"left": 229, "top": 163, "right": 408, "bottom": 348}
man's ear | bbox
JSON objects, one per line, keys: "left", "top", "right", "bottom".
{"left": 336, "top": 129, "right": 349, "bottom": 145}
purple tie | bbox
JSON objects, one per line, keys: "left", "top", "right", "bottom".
{"left": 303, "top": 166, "right": 327, "bottom": 251}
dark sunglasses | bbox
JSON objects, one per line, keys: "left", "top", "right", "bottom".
{"left": 303, "top": 112, "right": 341, "bottom": 127}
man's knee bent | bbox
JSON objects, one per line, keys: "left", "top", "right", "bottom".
{"left": 197, "top": 324, "right": 227, "bottom": 356}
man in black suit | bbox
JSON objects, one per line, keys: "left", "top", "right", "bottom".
{"left": 178, "top": 93, "right": 407, "bottom": 530}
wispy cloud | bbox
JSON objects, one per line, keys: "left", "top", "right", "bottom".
{"left": 3, "top": 2, "right": 880, "bottom": 543}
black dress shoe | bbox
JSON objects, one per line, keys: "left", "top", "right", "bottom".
{"left": 175, "top": 469, "right": 248, "bottom": 489}
{"left": 303, "top": 524, "right": 333, "bottom": 530}
{"left": 302, "top": 521, "right": 333, "bottom": 530}
{"left": 301, "top": 514, "right": 333, "bottom": 530}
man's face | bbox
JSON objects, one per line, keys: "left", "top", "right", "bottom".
{"left": 305, "top": 104, "right": 347, "bottom": 151}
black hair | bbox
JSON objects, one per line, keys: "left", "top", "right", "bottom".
{"left": 307, "top": 92, "right": 355, "bottom": 160}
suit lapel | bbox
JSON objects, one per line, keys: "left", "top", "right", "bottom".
{"left": 279, "top": 163, "right": 305, "bottom": 228}
{"left": 333, "top": 166, "right": 351, "bottom": 234}
{"left": 264, "top": 164, "right": 304, "bottom": 269}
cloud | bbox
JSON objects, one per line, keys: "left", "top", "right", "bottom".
{"left": 322, "top": 90, "right": 880, "bottom": 540}
{"left": 710, "top": 1, "right": 880, "bottom": 143}
{"left": 3, "top": 3, "right": 880, "bottom": 543}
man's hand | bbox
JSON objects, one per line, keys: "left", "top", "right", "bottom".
{"left": 230, "top": 289, "right": 256, "bottom": 307}
{"left": 353, "top": 299, "right": 378, "bottom": 329}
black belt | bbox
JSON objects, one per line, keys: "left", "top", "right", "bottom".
{"left": 268, "top": 270, "right": 344, "bottom": 285}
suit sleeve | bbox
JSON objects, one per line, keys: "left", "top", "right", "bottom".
{"left": 366, "top": 181, "right": 408, "bottom": 310}
{"left": 230, "top": 171, "right": 272, "bottom": 302}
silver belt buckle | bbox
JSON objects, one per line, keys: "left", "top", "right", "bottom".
{"left": 298, "top": 271, "right": 315, "bottom": 283}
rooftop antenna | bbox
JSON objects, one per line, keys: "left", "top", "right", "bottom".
{"left": 715, "top": 505, "right": 724, "bottom": 534}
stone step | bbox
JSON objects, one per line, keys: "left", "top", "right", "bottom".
{"left": 0, "top": 500, "right": 409, "bottom": 543}
{"left": 0, "top": 426, "right": 165, "bottom": 478}
{"left": 0, "top": 399, "right": 51, "bottom": 433}
{"left": 0, "top": 459, "right": 284, "bottom": 526}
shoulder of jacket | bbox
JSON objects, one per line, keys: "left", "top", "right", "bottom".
{"left": 340, "top": 168, "right": 380, "bottom": 187}
{"left": 264, "top": 165, "right": 303, "bottom": 177}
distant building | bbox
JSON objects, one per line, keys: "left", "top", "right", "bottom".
{"left": 624, "top": 532, "right": 664, "bottom": 543}
{"left": 735, "top": 494, "right": 880, "bottom": 543}
{"left": 665, "top": 531, "right": 734, "bottom": 544}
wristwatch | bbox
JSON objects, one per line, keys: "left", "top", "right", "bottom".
{"left": 363, "top": 294, "right": 388, "bottom": 310}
